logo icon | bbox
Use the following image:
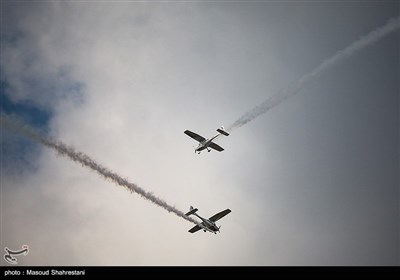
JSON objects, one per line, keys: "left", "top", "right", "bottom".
{"left": 3, "top": 245, "right": 29, "bottom": 265}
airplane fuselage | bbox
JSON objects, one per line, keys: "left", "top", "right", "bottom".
{"left": 193, "top": 213, "right": 219, "bottom": 233}
{"left": 195, "top": 134, "right": 220, "bottom": 153}
{"left": 185, "top": 126, "right": 228, "bottom": 154}
{"left": 186, "top": 206, "right": 231, "bottom": 234}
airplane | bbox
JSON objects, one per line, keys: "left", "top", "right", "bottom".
{"left": 184, "top": 126, "right": 229, "bottom": 154}
{"left": 185, "top": 206, "right": 231, "bottom": 234}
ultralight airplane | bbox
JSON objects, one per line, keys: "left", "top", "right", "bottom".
{"left": 184, "top": 126, "right": 229, "bottom": 154}
{"left": 185, "top": 206, "right": 231, "bottom": 234}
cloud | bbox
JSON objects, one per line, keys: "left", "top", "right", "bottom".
{"left": 1, "top": 2, "right": 398, "bottom": 265}
{"left": 227, "top": 16, "right": 400, "bottom": 131}
{"left": 1, "top": 2, "right": 256, "bottom": 265}
{"left": 0, "top": 2, "right": 84, "bottom": 108}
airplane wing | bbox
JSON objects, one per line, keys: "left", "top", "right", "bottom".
{"left": 184, "top": 130, "right": 205, "bottom": 143}
{"left": 209, "top": 209, "right": 231, "bottom": 222}
{"left": 208, "top": 142, "right": 224, "bottom": 152}
{"left": 188, "top": 224, "right": 202, "bottom": 233}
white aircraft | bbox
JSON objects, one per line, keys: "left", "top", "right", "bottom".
{"left": 184, "top": 126, "right": 229, "bottom": 154}
{"left": 185, "top": 206, "right": 231, "bottom": 234}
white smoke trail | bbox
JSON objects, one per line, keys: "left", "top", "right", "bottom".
{"left": 227, "top": 16, "right": 400, "bottom": 131}
{"left": 0, "top": 115, "right": 198, "bottom": 225}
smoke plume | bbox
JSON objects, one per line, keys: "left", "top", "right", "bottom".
{"left": 227, "top": 16, "right": 400, "bottom": 131}
{"left": 1, "top": 115, "right": 198, "bottom": 225}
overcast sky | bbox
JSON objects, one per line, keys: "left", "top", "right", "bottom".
{"left": 1, "top": 1, "right": 398, "bottom": 265}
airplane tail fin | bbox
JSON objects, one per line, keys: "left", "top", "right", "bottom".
{"left": 217, "top": 126, "right": 229, "bottom": 136}
{"left": 185, "top": 206, "right": 198, "bottom": 216}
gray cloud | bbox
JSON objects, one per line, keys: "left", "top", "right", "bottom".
{"left": 1, "top": 1, "right": 398, "bottom": 265}
{"left": 227, "top": 16, "right": 400, "bottom": 131}
{"left": 1, "top": 115, "right": 198, "bottom": 224}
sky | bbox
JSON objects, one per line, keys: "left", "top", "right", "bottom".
{"left": 1, "top": 1, "right": 399, "bottom": 266}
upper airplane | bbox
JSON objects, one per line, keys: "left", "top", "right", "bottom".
{"left": 184, "top": 126, "right": 229, "bottom": 154}
{"left": 185, "top": 206, "right": 231, "bottom": 234}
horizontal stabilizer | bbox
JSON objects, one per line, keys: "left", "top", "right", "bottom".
{"left": 217, "top": 128, "right": 229, "bottom": 136}
{"left": 185, "top": 208, "right": 198, "bottom": 216}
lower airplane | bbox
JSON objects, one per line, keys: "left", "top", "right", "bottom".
{"left": 185, "top": 206, "right": 231, "bottom": 234}
{"left": 184, "top": 126, "right": 229, "bottom": 154}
